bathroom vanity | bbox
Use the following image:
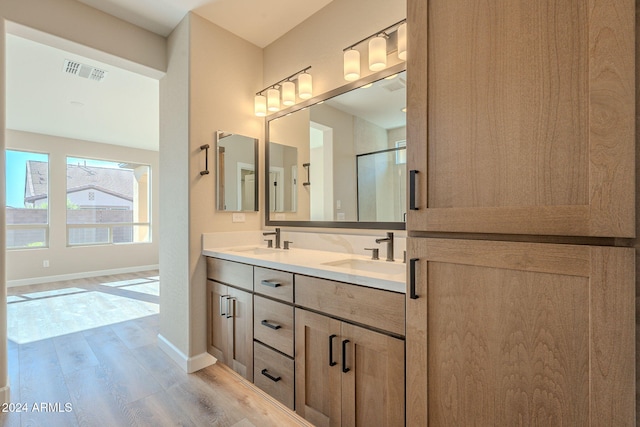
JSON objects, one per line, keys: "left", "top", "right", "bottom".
{"left": 203, "top": 243, "right": 405, "bottom": 425}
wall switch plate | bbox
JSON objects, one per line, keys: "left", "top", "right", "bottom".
{"left": 232, "top": 213, "right": 246, "bottom": 223}
{"left": 337, "top": 212, "right": 346, "bottom": 220}
{"left": 336, "top": 200, "right": 342, "bottom": 209}
{"left": 43, "top": 260, "right": 50, "bottom": 268}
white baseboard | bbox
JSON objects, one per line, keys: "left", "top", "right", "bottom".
{"left": 0, "top": 384, "right": 10, "bottom": 404}
{"left": 6, "top": 264, "right": 159, "bottom": 288}
{"left": 157, "top": 334, "right": 216, "bottom": 374}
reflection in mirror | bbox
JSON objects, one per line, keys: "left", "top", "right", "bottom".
{"left": 269, "top": 143, "right": 298, "bottom": 213}
{"left": 216, "top": 131, "right": 258, "bottom": 212}
{"left": 266, "top": 68, "right": 406, "bottom": 227}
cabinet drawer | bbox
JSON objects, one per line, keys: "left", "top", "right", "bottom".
{"left": 295, "top": 275, "right": 405, "bottom": 336}
{"left": 253, "top": 342, "right": 294, "bottom": 410}
{"left": 254, "top": 295, "right": 294, "bottom": 357}
{"left": 206, "top": 257, "right": 253, "bottom": 291}
{"left": 254, "top": 267, "right": 294, "bottom": 303}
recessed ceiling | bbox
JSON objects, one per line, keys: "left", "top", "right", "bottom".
{"left": 77, "top": 0, "right": 335, "bottom": 47}
{"left": 6, "top": 34, "right": 159, "bottom": 151}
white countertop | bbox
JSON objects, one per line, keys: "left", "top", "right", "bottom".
{"left": 202, "top": 245, "right": 406, "bottom": 293}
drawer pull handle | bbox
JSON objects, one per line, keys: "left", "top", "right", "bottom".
{"left": 409, "top": 170, "right": 419, "bottom": 210}
{"left": 226, "top": 297, "right": 235, "bottom": 319}
{"left": 261, "top": 320, "right": 281, "bottom": 330}
{"left": 261, "top": 369, "right": 281, "bottom": 382}
{"left": 219, "top": 295, "right": 229, "bottom": 317}
{"left": 409, "top": 258, "right": 419, "bottom": 300}
{"left": 342, "top": 340, "right": 350, "bottom": 373}
{"left": 261, "top": 280, "right": 281, "bottom": 288}
{"left": 329, "top": 334, "right": 337, "bottom": 366}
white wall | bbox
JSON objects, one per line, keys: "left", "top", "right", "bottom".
{"left": 0, "top": 0, "right": 166, "bottom": 404}
{"left": 5, "top": 130, "right": 159, "bottom": 285}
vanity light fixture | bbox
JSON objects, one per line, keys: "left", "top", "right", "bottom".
{"left": 342, "top": 19, "right": 406, "bottom": 80}
{"left": 254, "top": 66, "right": 312, "bottom": 116}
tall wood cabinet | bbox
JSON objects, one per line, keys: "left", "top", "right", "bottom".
{"left": 406, "top": 0, "right": 636, "bottom": 425}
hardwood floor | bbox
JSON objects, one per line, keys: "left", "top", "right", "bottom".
{"left": 1, "top": 272, "right": 312, "bottom": 427}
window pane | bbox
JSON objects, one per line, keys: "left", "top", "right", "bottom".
{"left": 6, "top": 150, "right": 49, "bottom": 249}
{"left": 66, "top": 157, "right": 151, "bottom": 245}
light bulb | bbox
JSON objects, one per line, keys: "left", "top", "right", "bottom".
{"left": 298, "top": 73, "right": 313, "bottom": 100}
{"left": 254, "top": 94, "right": 266, "bottom": 117}
{"left": 267, "top": 88, "right": 280, "bottom": 112}
{"left": 397, "top": 23, "right": 407, "bottom": 61}
{"left": 282, "top": 81, "right": 295, "bottom": 106}
{"left": 344, "top": 49, "right": 360, "bottom": 81}
{"left": 369, "top": 35, "right": 387, "bottom": 71}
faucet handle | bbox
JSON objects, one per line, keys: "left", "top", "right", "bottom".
{"left": 264, "top": 239, "right": 273, "bottom": 248}
{"left": 283, "top": 241, "right": 293, "bottom": 250}
{"left": 364, "top": 248, "right": 379, "bottom": 260}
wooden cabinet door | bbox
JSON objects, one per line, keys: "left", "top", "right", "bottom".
{"left": 207, "top": 280, "right": 229, "bottom": 363}
{"left": 228, "top": 287, "right": 253, "bottom": 381}
{"left": 340, "top": 322, "right": 404, "bottom": 427}
{"left": 406, "top": 0, "right": 635, "bottom": 237}
{"left": 295, "top": 309, "right": 342, "bottom": 427}
{"left": 406, "top": 238, "right": 634, "bottom": 425}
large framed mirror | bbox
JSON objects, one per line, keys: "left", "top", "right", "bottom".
{"left": 265, "top": 64, "right": 406, "bottom": 229}
{"left": 216, "top": 131, "right": 259, "bottom": 212}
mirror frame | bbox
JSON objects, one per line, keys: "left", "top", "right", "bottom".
{"left": 215, "top": 131, "right": 259, "bottom": 212}
{"left": 265, "top": 63, "right": 406, "bottom": 230}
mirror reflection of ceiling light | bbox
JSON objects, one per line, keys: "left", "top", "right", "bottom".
{"left": 401, "top": 107, "right": 407, "bottom": 113}
{"left": 342, "top": 19, "right": 407, "bottom": 81}
{"left": 254, "top": 66, "right": 312, "bottom": 116}
{"left": 385, "top": 74, "right": 398, "bottom": 80}
{"left": 361, "top": 83, "right": 373, "bottom": 89}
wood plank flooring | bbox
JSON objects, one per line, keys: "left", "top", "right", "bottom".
{"left": 1, "top": 272, "right": 312, "bottom": 427}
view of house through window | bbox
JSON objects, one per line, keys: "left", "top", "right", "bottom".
{"left": 66, "top": 157, "right": 151, "bottom": 246}
{"left": 5, "top": 150, "right": 50, "bottom": 249}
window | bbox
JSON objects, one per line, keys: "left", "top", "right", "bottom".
{"left": 6, "top": 150, "right": 49, "bottom": 249}
{"left": 395, "top": 140, "right": 407, "bottom": 164}
{"left": 66, "top": 157, "right": 151, "bottom": 246}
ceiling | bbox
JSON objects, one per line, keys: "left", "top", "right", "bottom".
{"left": 77, "top": 0, "right": 335, "bottom": 47}
{"left": 6, "top": 34, "right": 159, "bottom": 151}
{"left": 6, "top": 0, "right": 336, "bottom": 151}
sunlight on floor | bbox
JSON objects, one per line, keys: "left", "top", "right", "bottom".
{"left": 8, "top": 277, "right": 159, "bottom": 344}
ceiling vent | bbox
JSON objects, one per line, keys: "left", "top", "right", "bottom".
{"left": 63, "top": 59, "right": 108, "bottom": 82}
{"left": 381, "top": 77, "right": 406, "bottom": 92}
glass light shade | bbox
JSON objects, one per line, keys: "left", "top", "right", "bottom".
{"left": 254, "top": 94, "right": 266, "bottom": 117}
{"left": 343, "top": 49, "right": 360, "bottom": 81}
{"left": 267, "top": 88, "right": 280, "bottom": 112}
{"left": 298, "top": 73, "right": 313, "bottom": 99}
{"left": 397, "top": 23, "right": 407, "bottom": 61}
{"left": 369, "top": 36, "right": 387, "bottom": 71}
{"left": 282, "top": 81, "right": 296, "bottom": 106}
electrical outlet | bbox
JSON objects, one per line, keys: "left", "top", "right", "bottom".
{"left": 275, "top": 213, "right": 285, "bottom": 220}
{"left": 43, "top": 260, "right": 50, "bottom": 268}
{"left": 232, "top": 213, "right": 245, "bottom": 223}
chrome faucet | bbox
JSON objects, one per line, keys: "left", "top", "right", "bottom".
{"left": 375, "top": 232, "right": 394, "bottom": 262}
{"left": 263, "top": 228, "right": 281, "bottom": 249}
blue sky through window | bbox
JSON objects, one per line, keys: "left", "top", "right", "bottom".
{"left": 5, "top": 150, "right": 48, "bottom": 208}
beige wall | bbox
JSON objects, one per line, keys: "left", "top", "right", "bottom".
{"left": 159, "top": 12, "right": 264, "bottom": 360}
{"left": 0, "top": 0, "right": 166, "bottom": 404}
{"left": 264, "top": 0, "right": 405, "bottom": 99}
{"left": 5, "top": 130, "right": 159, "bottom": 284}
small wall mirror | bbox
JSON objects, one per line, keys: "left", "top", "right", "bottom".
{"left": 216, "top": 131, "right": 258, "bottom": 212}
{"left": 266, "top": 66, "right": 406, "bottom": 229}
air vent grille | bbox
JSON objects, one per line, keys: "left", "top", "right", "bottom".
{"left": 381, "top": 77, "right": 406, "bottom": 92}
{"left": 63, "top": 59, "right": 108, "bottom": 82}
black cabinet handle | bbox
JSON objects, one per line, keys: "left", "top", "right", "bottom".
{"left": 261, "top": 280, "right": 281, "bottom": 288}
{"left": 261, "top": 320, "right": 282, "bottom": 330}
{"left": 410, "top": 258, "right": 419, "bottom": 299}
{"left": 409, "top": 170, "right": 419, "bottom": 210}
{"left": 329, "top": 334, "right": 337, "bottom": 366}
{"left": 261, "top": 369, "right": 281, "bottom": 382}
{"left": 342, "top": 340, "right": 350, "bottom": 373}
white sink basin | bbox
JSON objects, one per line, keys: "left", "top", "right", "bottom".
{"left": 228, "top": 246, "right": 282, "bottom": 255}
{"left": 322, "top": 258, "right": 405, "bottom": 276}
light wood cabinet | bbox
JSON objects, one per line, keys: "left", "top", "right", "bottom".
{"left": 206, "top": 279, "right": 253, "bottom": 381}
{"left": 405, "top": 238, "right": 635, "bottom": 425}
{"left": 295, "top": 308, "right": 405, "bottom": 427}
{"left": 406, "top": 0, "right": 635, "bottom": 237}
